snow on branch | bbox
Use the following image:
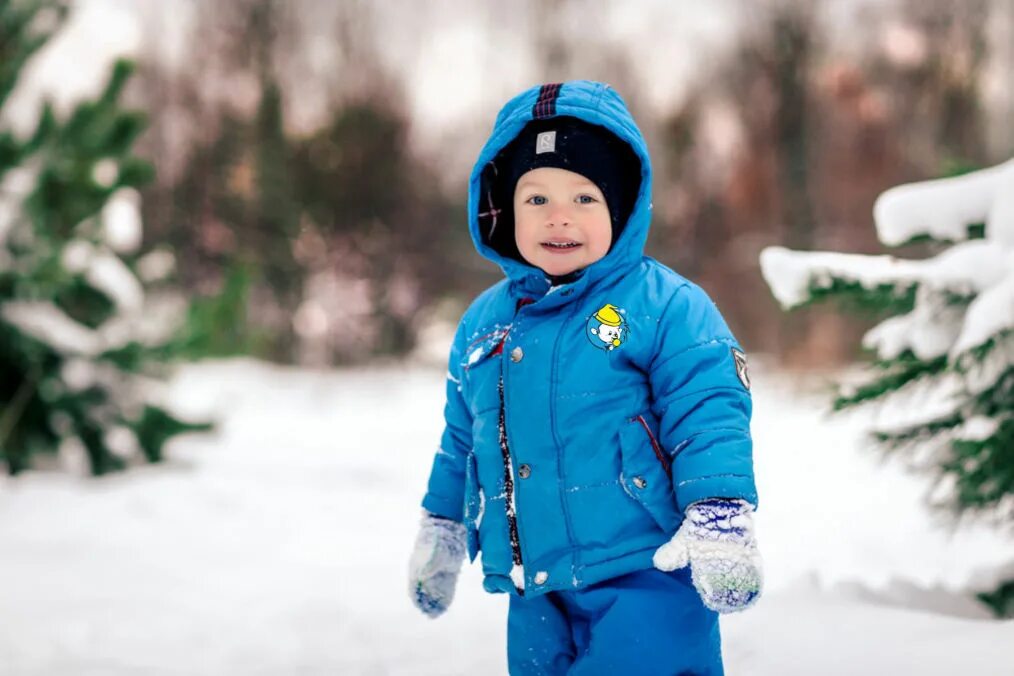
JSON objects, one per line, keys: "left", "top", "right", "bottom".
{"left": 759, "top": 240, "right": 1007, "bottom": 311}
{"left": 760, "top": 247, "right": 916, "bottom": 309}
{"left": 866, "top": 370, "right": 964, "bottom": 436}
{"left": 952, "top": 275, "right": 1014, "bottom": 357}
{"left": 862, "top": 288, "right": 963, "bottom": 361}
{"left": 873, "top": 159, "right": 1014, "bottom": 247}
{"left": 1, "top": 301, "right": 106, "bottom": 356}
{"left": 0, "top": 293, "right": 183, "bottom": 358}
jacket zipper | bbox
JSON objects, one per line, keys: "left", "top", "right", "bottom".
{"left": 635, "top": 414, "right": 671, "bottom": 478}
{"left": 497, "top": 375, "right": 524, "bottom": 594}
{"left": 497, "top": 296, "right": 535, "bottom": 594}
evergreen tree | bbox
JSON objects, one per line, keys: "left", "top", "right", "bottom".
{"left": 0, "top": 0, "right": 210, "bottom": 474}
{"left": 760, "top": 161, "right": 1013, "bottom": 519}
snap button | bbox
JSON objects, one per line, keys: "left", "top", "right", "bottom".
{"left": 632, "top": 476, "right": 647, "bottom": 489}
{"left": 534, "top": 571, "right": 549, "bottom": 585}
{"left": 510, "top": 346, "right": 524, "bottom": 362}
{"left": 518, "top": 464, "right": 531, "bottom": 479}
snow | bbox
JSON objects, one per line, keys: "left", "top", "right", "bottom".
{"left": 60, "top": 356, "right": 118, "bottom": 393}
{"left": 1, "top": 358, "right": 1013, "bottom": 674}
{"left": 60, "top": 239, "right": 147, "bottom": 312}
{"left": 953, "top": 416, "right": 1000, "bottom": 443}
{"left": 86, "top": 249, "right": 144, "bottom": 312}
{"left": 1, "top": 300, "right": 107, "bottom": 356}
{"left": 860, "top": 286, "right": 963, "bottom": 360}
{"left": 61, "top": 239, "right": 95, "bottom": 273}
{"left": 873, "top": 158, "right": 1014, "bottom": 247}
{"left": 0, "top": 164, "right": 38, "bottom": 257}
{"left": 759, "top": 241, "right": 1009, "bottom": 313}
{"left": 722, "top": 581, "right": 1014, "bottom": 676}
{"left": 136, "top": 248, "right": 176, "bottom": 283}
{"left": 866, "top": 371, "right": 965, "bottom": 436}
{"left": 101, "top": 187, "right": 143, "bottom": 255}
{"left": 952, "top": 273, "right": 1014, "bottom": 356}
{"left": 2, "top": 290, "right": 185, "bottom": 358}
{"left": 873, "top": 160, "right": 1014, "bottom": 357}
{"left": 510, "top": 564, "right": 526, "bottom": 592}
{"left": 91, "top": 158, "right": 119, "bottom": 188}
{"left": 760, "top": 248, "right": 909, "bottom": 310}
{"left": 961, "top": 332, "right": 1014, "bottom": 396}
{"left": 0, "top": 0, "right": 141, "bottom": 138}
{"left": 762, "top": 159, "right": 1014, "bottom": 359}
{"left": 466, "top": 346, "right": 485, "bottom": 366}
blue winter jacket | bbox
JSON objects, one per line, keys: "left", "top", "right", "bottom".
{"left": 421, "top": 80, "right": 757, "bottom": 598}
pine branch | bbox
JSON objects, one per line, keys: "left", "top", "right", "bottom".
{"left": 872, "top": 413, "right": 964, "bottom": 447}
{"left": 883, "top": 221, "right": 985, "bottom": 248}
{"left": 958, "top": 331, "right": 1014, "bottom": 373}
{"left": 0, "top": 361, "right": 40, "bottom": 451}
{"left": 793, "top": 277, "right": 917, "bottom": 316}
{"left": 945, "top": 419, "right": 1014, "bottom": 513}
{"left": 834, "top": 353, "right": 948, "bottom": 410}
{"left": 978, "top": 578, "right": 1014, "bottom": 619}
{"left": 0, "top": 1, "right": 69, "bottom": 111}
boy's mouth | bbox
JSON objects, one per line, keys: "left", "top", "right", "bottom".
{"left": 541, "top": 240, "right": 582, "bottom": 252}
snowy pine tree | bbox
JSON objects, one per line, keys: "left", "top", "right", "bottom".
{"left": 760, "top": 160, "right": 1014, "bottom": 522}
{"left": 0, "top": 0, "right": 209, "bottom": 474}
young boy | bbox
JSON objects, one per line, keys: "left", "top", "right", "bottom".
{"left": 408, "top": 80, "right": 762, "bottom": 675}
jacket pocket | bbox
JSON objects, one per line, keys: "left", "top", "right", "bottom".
{"left": 618, "top": 415, "right": 680, "bottom": 533}
{"left": 461, "top": 327, "right": 510, "bottom": 372}
{"left": 459, "top": 327, "right": 510, "bottom": 414}
{"left": 462, "top": 451, "right": 483, "bottom": 562}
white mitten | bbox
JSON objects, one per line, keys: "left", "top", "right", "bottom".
{"left": 653, "top": 498, "right": 763, "bottom": 613}
{"left": 408, "top": 511, "right": 467, "bottom": 618}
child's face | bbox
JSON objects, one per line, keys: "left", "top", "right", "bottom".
{"left": 513, "top": 167, "right": 612, "bottom": 277}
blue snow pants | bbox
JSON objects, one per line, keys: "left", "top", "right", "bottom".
{"left": 506, "top": 567, "right": 723, "bottom": 675}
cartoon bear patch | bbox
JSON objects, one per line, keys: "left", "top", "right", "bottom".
{"left": 586, "top": 303, "right": 629, "bottom": 351}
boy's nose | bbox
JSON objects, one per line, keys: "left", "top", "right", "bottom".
{"left": 547, "top": 207, "right": 572, "bottom": 227}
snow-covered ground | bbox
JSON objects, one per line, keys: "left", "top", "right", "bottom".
{"left": 1, "top": 358, "right": 1013, "bottom": 675}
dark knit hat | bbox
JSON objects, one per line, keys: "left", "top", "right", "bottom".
{"left": 482, "top": 116, "right": 641, "bottom": 263}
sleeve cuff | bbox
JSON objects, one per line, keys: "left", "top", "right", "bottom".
{"left": 675, "top": 475, "right": 758, "bottom": 513}
{"left": 421, "top": 493, "right": 464, "bottom": 522}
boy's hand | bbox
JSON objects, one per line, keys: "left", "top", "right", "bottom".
{"left": 408, "top": 511, "right": 467, "bottom": 618}
{"left": 652, "top": 498, "right": 762, "bottom": 613}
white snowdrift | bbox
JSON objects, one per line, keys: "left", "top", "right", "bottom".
{"left": 0, "top": 359, "right": 1011, "bottom": 675}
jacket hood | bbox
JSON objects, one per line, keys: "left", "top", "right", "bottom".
{"left": 468, "top": 80, "right": 652, "bottom": 299}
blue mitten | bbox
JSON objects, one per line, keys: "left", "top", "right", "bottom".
{"left": 408, "top": 511, "right": 467, "bottom": 618}
{"left": 652, "top": 498, "right": 762, "bottom": 613}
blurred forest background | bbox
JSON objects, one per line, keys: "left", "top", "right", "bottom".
{"left": 61, "top": 0, "right": 1008, "bottom": 369}
{"left": 114, "top": 0, "right": 1013, "bottom": 368}
{"left": 3, "top": 0, "right": 1013, "bottom": 476}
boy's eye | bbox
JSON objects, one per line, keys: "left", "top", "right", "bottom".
{"left": 577, "top": 194, "right": 597, "bottom": 204}
{"left": 527, "top": 195, "right": 547, "bottom": 205}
